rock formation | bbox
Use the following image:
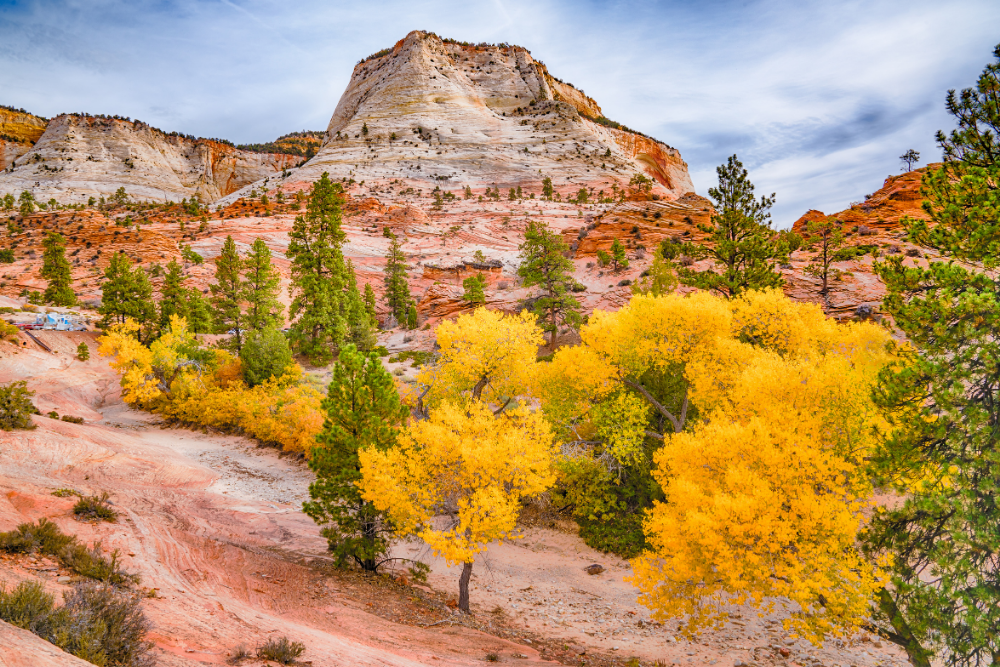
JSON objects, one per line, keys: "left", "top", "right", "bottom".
{"left": 0, "top": 114, "right": 303, "bottom": 204}
{"left": 0, "top": 106, "right": 47, "bottom": 170}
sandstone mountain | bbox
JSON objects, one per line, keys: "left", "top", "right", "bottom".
{"left": 217, "top": 30, "right": 694, "bottom": 206}
{"left": 0, "top": 105, "right": 47, "bottom": 170}
{"left": 0, "top": 114, "right": 304, "bottom": 204}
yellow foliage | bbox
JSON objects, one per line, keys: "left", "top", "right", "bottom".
{"left": 359, "top": 401, "right": 556, "bottom": 565}
{"left": 99, "top": 317, "right": 324, "bottom": 455}
{"left": 418, "top": 308, "right": 543, "bottom": 409}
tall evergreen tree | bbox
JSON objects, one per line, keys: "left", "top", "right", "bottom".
{"left": 303, "top": 344, "right": 408, "bottom": 571}
{"left": 184, "top": 290, "right": 213, "bottom": 333}
{"left": 41, "top": 232, "right": 75, "bottom": 306}
{"left": 287, "top": 173, "right": 348, "bottom": 364}
{"left": 518, "top": 220, "right": 582, "bottom": 348}
{"left": 243, "top": 238, "right": 283, "bottom": 331}
{"left": 210, "top": 235, "right": 246, "bottom": 351}
{"left": 363, "top": 283, "right": 377, "bottom": 321}
{"left": 866, "top": 44, "right": 1000, "bottom": 667}
{"left": 382, "top": 235, "right": 411, "bottom": 324}
{"left": 344, "top": 260, "right": 377, "bottom": 351}
{"left": 99, "top": 251, "right": 155, "bottom": 339}
{"left": 159, "top": 259, "right": 187, "bottom": 329}
{"left": 678, "top": 155, "right": 787, "bottom": 299}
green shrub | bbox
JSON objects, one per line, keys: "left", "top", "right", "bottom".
{"left": 61, "top": 415, "right": 85, "bottom": 424}
{"left": 0, "top": 518, "right": 74, "bottom": 554}
{"left": 0, "top": 520, "right": 139, "bottom": 586}
{"left": 60, "top": 543, "right": 139, "bottom": 586}
{"left": 52, "top": 488, "right": 80, "bottom": 498}
{"left": 0, "top": 580, "right": 57, "bottom": 635}
{"left": 0, "top": 249, "right": 14, "bottom": 263}
{"left": 0, "top": 380, "right": 37, "bottom": 430}
{"left": 257, "top": 636, "right": 305, "bottom": 664}
{"left": 0, "top": 319, "right": 19, "bottom": 341}
{"left": 73, "top": 492, "right": 117, "bottom": 522}
{"left": 77, "top": 341, "right": 90, "bottom": 361}
{"left": 239, "top": 327, "right": 293, "bottom": 387}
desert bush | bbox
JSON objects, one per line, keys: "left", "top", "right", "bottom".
{"left": 73, "top": 492, "right": 117, "bottom": 522}
{"left": 61, "top": 415, "right": 85, "bottom": 424}
{"left": 227, "top": 644, "right": 252, "bottom": 665}
{"left": 0, "top": 380, "right": 38, "bottom": 430}
{"left": 0, "top": 319, "right": 19, "bottom": 341}
{"left": 257, "top": 636, "right": 305, "bottom": 664}
{"left": 0, "top": 580, "right": 57, "bottom": 635}
{"left": 0, "top": 518, "right": 75, "bottom": 554}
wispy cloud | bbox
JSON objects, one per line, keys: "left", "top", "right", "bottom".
{"left": 0, "top": 0, "right": 996, "bottom": 223}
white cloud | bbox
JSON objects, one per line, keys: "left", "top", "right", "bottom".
{"left": 0, "top": 0, "right": 996, "bottom": 223}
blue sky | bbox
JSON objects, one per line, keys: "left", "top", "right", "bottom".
{"left": 1, "top": 0, "right": 997, "bottom": 224}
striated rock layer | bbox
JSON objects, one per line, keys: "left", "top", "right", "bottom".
{"left": 0, "top": 114, "right": 303, "bottom": 204}
{"left": 0, "top": 107, "right": 48, "bottom": 170}
{"left": 217, "top": 30, "right": 694, "bottom": 206}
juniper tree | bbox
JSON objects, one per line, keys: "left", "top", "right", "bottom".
{"left": 99, "top": 251, "right": 155, "bottom": 340}
{"left": 865, "top": 44, "right": 1000, "bottom": 667}
{"left": 287, "top": 173, "right": 349, "bottom": 364}
{"left": 209, "top": 235, "right": 246, "bottom": 351}
{"left": 382, "top": 235, "right": 411, "bottom": 325}
{"left": 517, "top": 220, "right": 582, "bottom": 348}
{"left": 678, "top": 154, "right": 787, "bottom": 299}
{"left": 41, "top": 232, "right": 75, "bottom": 306}
{"left": 243, "top": 238, "right": 284, "bottom": 331}
{"left": 304, "top": 344, "right": 408, "bottom": 572}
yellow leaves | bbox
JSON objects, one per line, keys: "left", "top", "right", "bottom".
{"left": 98, "top": 319, "right": 159, "bottom": 407}
{"left": 360, "top": 401, "right": 556, "bottom": 565}
{"left": 418, "top": 308, "right": 543, "bottom": 409}
{"left": 593, "top": 393, "right": 649, "bottom": 468}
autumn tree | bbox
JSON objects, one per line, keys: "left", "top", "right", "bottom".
{"left": 462, "top": 273, "right": 486, "bottom": 305}
{"left": 99, "top": 251, "right": 156, "bottom": 340}
{"left": 41, "top": 232, "right": 75, "bottom": 306}
{"left": 287, "top": 172, "right": 349, "bottom": 363}
{"left": 678, "top": 155, "right": 787, "bottom": 298}
{"left": 517, "top": 220, "right": 582, "bottom": 348}
{"left": 383, "top": 234, "right": 412, "bottom": 325}
{"left": 305, "top": 344, "right": 408, "bottom": 571}
{"left": 633, "top": 243, "right": 678, "bottom": 296}
{"left": 210, "top": 235, "right": 246, "bottom": 351}
{"left": 866, "top": 44, "right": 1000, "bottom": 667}
{"left": 802, "top": 217, "right": 845, "bottom": 299}
{"left": 243, "top": 238, "right": 283, "bottom": 331}
{"left": 360, "top": 401, "right": 555, "bottom": 612}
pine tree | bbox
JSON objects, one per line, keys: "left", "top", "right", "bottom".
{"left": 382, "top": 235, "right": 411, "bottom": 325}
{"left": 304, "top": 344, "right": 408, "bottom": 572}
{"left": 542, "top": 176, "right": 553, "bottom": 200}
{"left": 159, "top": 259, "right": 187, "bottom": 329}
{"left": 517, "top": 220, "right": 582, "bottom": 348}
{"left": 184, "top": 290, "right": 213, "bottom": 333}
{"left": 462, "top": 273, "right": 487, "bottom": 305}
{"left": 287, "top": 173, "right": 348, "bottom": 364}
{"left": 678, "top": 155, "right": 788, "bottom": 299}
{"left": 344, "top": 261, "right": 377, "bottom": 351}
{"left": 866, "top": 44, "right": 1000, "bottom": 667}
{"left": 610, "top": 238, "right": 629, "bottom": 272}
{"left": 243, "top": 238, "right": 283, "bottom": 331}
{"left": 18, "top": 191, "right": 34, "bottom": 217}
{"left": 802, "top": 217, "right": 845, "bottom": 300}
{"left": 99, "top": 251, "right": 155, "bottom": 339}
{"left": 406, "top": 302, "right": 418, "bottom": 330}
{"left": 363, "top": 283, "right": 377, "bottom": 321}
{"left": 41, "top": 232, "right": 75, "bottom": 306}
{"left": 210, "top": 235, "right": 246, "bottom": 351}
{"left": 76, "top": 341, "right": 90, "bottom": 361}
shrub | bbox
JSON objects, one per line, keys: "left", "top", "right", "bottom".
{"left": 0, "top": 319, "right": 19, "bottom": 341}
{"left": 227, "top": 644, "right": 252, "bottom": 665}
{"left": 0, "top": 580, "right": 57, "bottom": 635}
{"left": 0, "top": 520, "right": 139, "bottom": 586}
{"left": 239, "top": 327, "right": 293, "bottom": 388}
{"left": 60, "top": 542, "right": 139, "bottom": 586}
{"left": 77, "top": 341, "right": 90, "bottom": 361}
{"left": 0, "top": 518, "right": 75, "bottom": 554}
{"left": 73, "top": 492, "right": 117, "bottom": 522}
{"left": 257, "top": 636, "right": 305, "bottom": 664}
{"left": 59, "top": 582, "right": 154, "bottom": 667}
{"left": 61, "top": 415, "right": 84, "bottom": 424}
{"left": 0, "top": 380, "right": 38, "bottom": 430}
{"left": 0, "top": 249, "right": 14, "bottom": 263}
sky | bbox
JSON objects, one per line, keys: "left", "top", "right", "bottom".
{"left": 1, "top": 0, "right": 997, "bottom": 225}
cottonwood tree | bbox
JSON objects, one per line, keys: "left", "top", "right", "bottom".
{"left": 305, "top": 344, "right": 408, "bottom": 571}
{"left": 678, "top": 155, "right": 788, "bottom": 298}
{"left": 517, "top": 220, "right": 581, "bottom": 348}
{"left": 41, "top": 232, "right": 75, "bottom": 306}
{"left": 867, "top": 44, "right": 1000, "bottom": 667}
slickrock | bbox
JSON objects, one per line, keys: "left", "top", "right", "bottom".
{"left": 0, "top": 114, "right": 302, "bottom": 204}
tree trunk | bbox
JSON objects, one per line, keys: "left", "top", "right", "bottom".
{"left": 458, "top": 560, "right": 473, "bottom": 614}
{"left": 878, "top": 589, "right": 931, "bottom": 667}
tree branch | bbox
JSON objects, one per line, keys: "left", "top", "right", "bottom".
{"left": 624, "top": 378, "right": 683, "bottom": 432}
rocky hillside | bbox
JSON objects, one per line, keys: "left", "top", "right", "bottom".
{"left": 0, "top": 114, "right": 303, "bottom": 204}
{"left": 218, "top": 30, "right": 694, "bottom": 207}
{"left": 0, "top": 106, "right": 48, "bottom": 170}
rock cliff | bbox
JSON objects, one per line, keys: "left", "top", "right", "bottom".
{"left": 0, "top": 106, "right": 48, "bottom": 170}
{"left": 0, "top": 114, "right": 302, "bottom": 204}
{"left": 218, "top": 30, "right": 694, "bottom": 207}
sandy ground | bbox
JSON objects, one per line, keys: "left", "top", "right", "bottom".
{"left": 0, "top": 333, "right": 911, "bottom": 667}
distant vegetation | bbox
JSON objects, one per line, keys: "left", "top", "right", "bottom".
{"left": 237, "top": 130, "right": 325, "bottom": 158}
{"left": 0, "top": 103, "right": 46, "bottom": 119}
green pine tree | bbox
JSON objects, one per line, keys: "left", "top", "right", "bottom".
{"left": 99, "top": 251, "right": 156, "bottom": 340}
{"left": 542, "top": 176, "right": 553, "bottom": 200}
{"left": 183, "top": 290, "right": 213, "bottom": 333}
{"left": 363, "top": 283, "right": 377, "bottom": 321}
{"left": 678, "top": 155, "right": 788, "bottom": 299}
{"left": 287, "top": 173, "right": 349, "bottom": 364}
{"left": 518, "top": 220, "right": 582, "bottom": 348}
{"left": 18, "top": 191, "right": 34, "bottom": 217}
{"left": 210, "top": 235, "right": 246, "bottom": 351}
{"left": 406, "top": 302, "right": 418, "bottom": 330}
{"left": 41, "top": 232, "right": 75, "bottom": 306}
{"left": 344, "top": 261, "right": 377, "bottom": 352}
{"left": 462, "top": 273, "right": 487, "bottom": 305}
{"left": 303, "top": 344, "right": 408, "bottom": 572}
{"left": 76, "top": 341, "right": 90, "bottom": 361}
{"left": 243, "top": 238, "right": 284, "bottom": 331}
{"left": 865, "top": 44, "right": 1000, "bottom": 667}
{"left": 382, "top": 234, "right": 411, "bottom": 325}
{"left": 609, "top": 238, "right": 629, "bottom": 272}
{"left": 159, "top": 259, "right": 187, "bottom": 329}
